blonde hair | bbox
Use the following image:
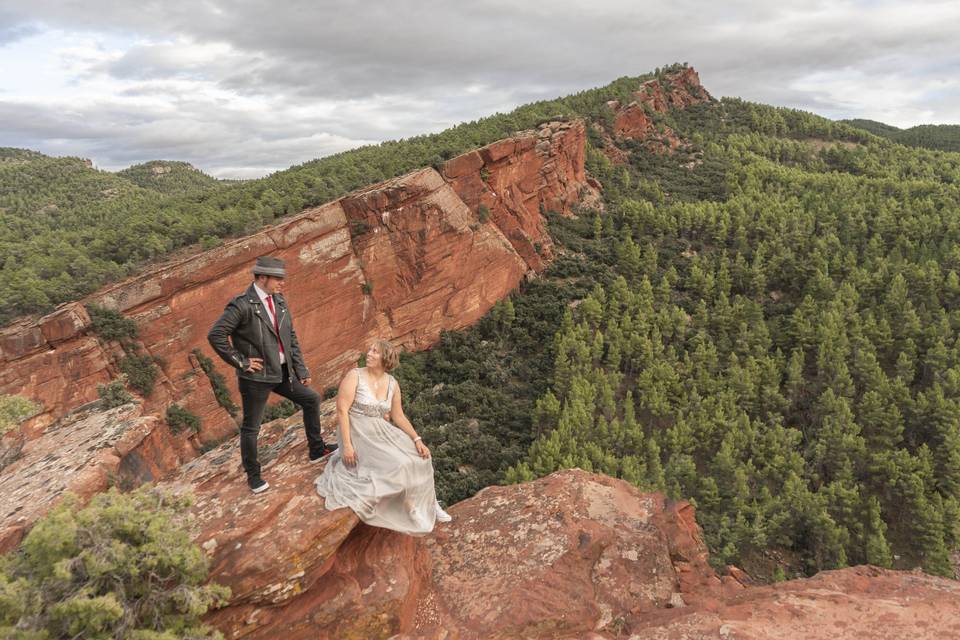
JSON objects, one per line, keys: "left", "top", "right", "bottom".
{"left": 374, "top": 339, "right": 400, "bottom": 371}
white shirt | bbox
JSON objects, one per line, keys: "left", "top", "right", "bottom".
{"left": 253, "top": 282, "right": 286, "bottom": 365}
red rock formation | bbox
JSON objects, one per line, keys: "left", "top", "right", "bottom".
{"left": 158, "top": 406, "right": 432, "bottom": 640}
{"left": 151, "top": 444, "right": 956, "bottom": 640}
{"left": 442, "top": 120, "right": 587, "bottom": 270}
{"left": 0, "top": 121, "right": 588, "bottom": 448}
{"left": 410, "top": 470, "right": 710, "bottom": 639}
{"left": 0, "top": 402, "right": 188, "bottom": 552}
{"left": 603, "top": 67, "right": 713, "bottom": 163}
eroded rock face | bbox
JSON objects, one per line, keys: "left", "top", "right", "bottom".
{"left": 606, "top": 67, "right": 714, "bottom": 161}
{"left": 626, "top": 566, "right": 960, "bottom": 640}
{"left": 179, "top": 464, "right": 960, "bottom": 640}
{"left": 0, "top": 120, "right": 588, "bottom": 446}
{"left": 145, "top": 403, "right": 429, "bottom": 640}
{"left": 410, "top": 470, "right": 706, "bottom": 639}
{"left": 0, "top": 402, "right": 188, "bottom": 552}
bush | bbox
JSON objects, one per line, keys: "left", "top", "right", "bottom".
{"left": 478, "top": 204, "right": 491, "bottom": 223}
{"left": 200, "top": 234, "right": 222, "bottom": 250}
{"left": 97, "top": 377, "right": 134, "bottom": 409}
{"left": 192, "top": 349, "right": 239, "bottom": 416}
{"left": 322, "top": 387, "right": 338, "bottom": 400}
{"left": 0, "top": 395, "right": 39, "bottom": 436}
{"left": 349, "top": 219, "right": 370, "bottom": 237}
{"left": 86, "top": 304, "right": 138, "bottom": 343}
{"left": 166, "top": 403, "right": 202, "bottom": 434}
{"left": 361, "top": 282, "right": 374, "bottom": 295}
{"left": 119, "top": 353, "right": 159, "bottom": 397}
{"left": 0, "top": 487, "right": 229, "bottom": 639}
{"left": 262, "top": 399, "right": 297, "bottom": 422}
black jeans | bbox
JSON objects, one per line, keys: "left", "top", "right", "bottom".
{"left": 238, "top": 364, "right": 324, "bottom": 482}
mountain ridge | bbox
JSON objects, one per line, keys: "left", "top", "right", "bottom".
{"left": 840, "top": 118, "right": 960, "bottom": 151}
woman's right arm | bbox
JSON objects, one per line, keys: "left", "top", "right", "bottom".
{"left": 336, "top": 369, "right": 359, "bottom": 466}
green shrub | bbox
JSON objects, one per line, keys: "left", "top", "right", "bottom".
{"left": 119, "top": 353, "right": 159, "bottom": 396}
{"left": 0, "top": 395, "right": 39, "bottom": 435}
{"left": 349, "top": 219, "right": 370, "bottom": 237}
{"left": 192, "top": 349, "right": 239, "bottom": 416}
{"left": 97, "top": 377, "right": 134, "bottom": 409}
{"left": 0, "top": 487, "right": 229, "bottom": 639}
{"left": 479, "top": 167, "right": 491, "bottom": 182}
{"left": 86, "top": 304, "right": 138, "bottom": 343}
{"left": 478, "top": 204, "right": 491, "bottom": 223}
{"left": 361, "top": 282, "right": 374, "bottom": 295}
{"left": 166, "top": 403, "right": 201, "bottom": 434}
{"left": 200, "top": 234, "right": 222, "bottom": 250}
{"left": 322, "top": 387, "right": 338, "bottom": 400}
{"left": 262, "top": 399, "right": 297, "bottom": 422}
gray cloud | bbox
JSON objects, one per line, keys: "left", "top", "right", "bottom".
{"left": 0, "top": 0, "right": 958, "bottom": 177}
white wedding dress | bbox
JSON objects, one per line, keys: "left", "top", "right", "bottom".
{"left": 315, "top": 369, "right": 449, "bottom": 534}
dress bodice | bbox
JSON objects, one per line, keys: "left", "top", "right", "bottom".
{"left": 350, "top": 369, "right": 395, "bottom": 417}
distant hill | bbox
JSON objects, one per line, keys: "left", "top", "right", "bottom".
{"left": 116, "top": 160, "right": 222, "bottom": 196}
{"left": 840, "top": 119, "right": 960, "bottom": 151}
{"left": 0, "top": 148, "right": 48, "bottom": 164}
{"left": 840, "top": 119, "right": 902, "bottom": 137}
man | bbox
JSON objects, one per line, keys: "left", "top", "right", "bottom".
{"left": 208, "top": 256, "right": 336, "bottom": 493}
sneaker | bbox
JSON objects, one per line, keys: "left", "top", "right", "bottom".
{"left": 435, "top": 501, "right": 452, "bottom": 523}
{"left": 309, "top": 443, "right": 339, "bottom": 463}
{"left": 249, "top": 478, "right": 270, "bottom": 494}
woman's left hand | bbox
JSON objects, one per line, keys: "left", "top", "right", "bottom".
{"left": 415, "top": 440, "right": 431, "bottom": 459}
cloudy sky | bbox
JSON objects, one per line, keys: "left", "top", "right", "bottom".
{"left": 1, "top": 0, "right": 958, "bottom": 179}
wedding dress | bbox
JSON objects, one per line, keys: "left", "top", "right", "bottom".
{"left": 315, "top": 369, "right": 450, "bottom": 534}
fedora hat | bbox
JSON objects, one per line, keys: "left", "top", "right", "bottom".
{"left": 252, "top": 256, "right": 286, "bottom": 278}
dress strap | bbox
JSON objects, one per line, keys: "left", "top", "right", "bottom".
{"left": 386, "top": 375, "right": 395, "bottom": 404}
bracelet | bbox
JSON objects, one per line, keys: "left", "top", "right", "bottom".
{"left": 413, "top": 436, "right": 422, "bottom": 443}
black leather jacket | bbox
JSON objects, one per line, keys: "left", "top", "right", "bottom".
{"left": 207, "top": 284, "right": 310, "bottom": 383}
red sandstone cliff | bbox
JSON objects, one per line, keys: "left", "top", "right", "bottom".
{"left": 0, "top": 68, "right": 708, "bottom": 449}
{"left": 0, "top": 120, "right": 587, "bottom": 445}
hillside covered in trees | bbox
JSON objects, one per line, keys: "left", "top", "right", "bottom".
{"left": 842, "top": 118, "right": 960, "bottom": 152}
{"left": 390, "top": 89, "right": 960, "bottom": 582}
{"left": 1, "top": 66, "right": 690, "bottom": 325}
{"left": 3, "top": 66, "right": 959, "bottom": 583}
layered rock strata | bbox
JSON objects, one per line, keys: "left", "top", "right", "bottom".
{"left": 0, "top": 402, "right": 188, "bottom": 552}
{"left": 0, "top": 121, "right": 587, "bottom": 444}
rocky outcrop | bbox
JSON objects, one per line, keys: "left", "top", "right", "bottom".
{"left": 604, "top": 67, "right": 713, "bottom": 159}
{"left": 165, "top": 424, "right": 732, "bottom": 640}
{"left": 0, "top": 120, "right": 588, "bottom": 445}
{"left": 441, "top": 120, "right": 587, "bottom": 270}
{"left": 148, "top": 435, "right": 958, "bottom": 640}
{"left": 407, "top": 470, "right": 737, "bottom": 639}
{"left": 0, "top": 402, "right": 189, "bottom": 552}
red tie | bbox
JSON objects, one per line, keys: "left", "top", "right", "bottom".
{"left": 266, "top": 295, "right": 284, "bottom": 356}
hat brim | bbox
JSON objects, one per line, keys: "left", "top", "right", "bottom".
{"left": 252, "top": 268, "right": 287, "bottom": 278}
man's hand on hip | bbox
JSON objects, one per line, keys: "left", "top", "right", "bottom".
{"left": 245, "top": 357, "right": 264, "bottom": 373}
{"left": 300, "top": 377, "right": 312, "bottom": 385}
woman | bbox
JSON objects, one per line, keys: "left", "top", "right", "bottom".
{"left": 315, "top": 339, "right": 451, "bottom": 534}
